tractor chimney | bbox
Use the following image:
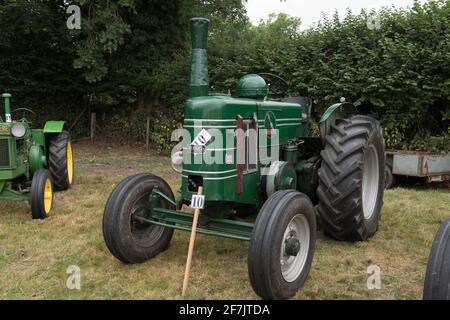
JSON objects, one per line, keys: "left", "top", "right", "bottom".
{"left": 189, "top": 18, "right": 210, "bottom": 98}
{"left": 2, "top": 93, "right": 11, "bottom": 123}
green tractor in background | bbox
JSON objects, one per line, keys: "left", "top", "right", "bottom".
{"left": 102, "top": 18, "right": 386, "bottom": 299}
{"left": 0, "top": 93, "right": 74, "bottom": 219}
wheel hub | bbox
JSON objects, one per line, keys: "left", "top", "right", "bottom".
{"left": 285, "top": 237, "right": 301, "bottom": 256}
{"left": 362, "top": 144, "right": 380, "bottom": 220}
{"left": 280, "top": 214, "right": 310, "bottom": 283}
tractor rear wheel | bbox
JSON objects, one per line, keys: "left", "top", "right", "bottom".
{"left": 30, "top": 169, "right": 54, "bottom": 219}
{"left": 317, "top": 115, "right": 385, "bottom": 241}
{"left": 423, "top": 218, "right": 450, "bottom": 300}
{"left": 248, "top": 190, "right": 316, "bottom": 300}
{"left": 49, "top": 131, "right": 74, "bottom": 191}
{"left": 102, "top": 173, "right": 175, "bottom": 264}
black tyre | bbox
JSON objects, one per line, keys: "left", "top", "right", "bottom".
{"left": 248, "top": 190, "right": 316, "bottom": 300}
{"left": 30, "top": 169, "right": 54, "bottom": 219}
{"left": 317, "top": 115, "right": 385, "bottom": 241}
{"left": 423, "top": 218, "right": 450, "bottom": 300}
{"left": 49, "top": 131, "right": 74, "bottom": 191}
{"left": 385, "top": 164, "right": 396, "bottom": 189}
{"left": 102, "top": 173, "right": 175, "bottom": 264}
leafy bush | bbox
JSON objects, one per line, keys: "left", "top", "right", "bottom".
{"left": 1, "top": 0, "right": 449, "bottom": 153}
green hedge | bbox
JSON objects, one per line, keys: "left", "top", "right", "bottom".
{"left": 1, "top": 0, "right": 448, "bottom": 153}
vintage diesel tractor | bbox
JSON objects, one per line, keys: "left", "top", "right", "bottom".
{"left": 0, "top": 93, "right": 74, "bottom": 219}
{"left": 103, "top": 18, "right": 385, "bottom": 299}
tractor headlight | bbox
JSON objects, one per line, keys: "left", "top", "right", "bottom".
{"left": 11, "top": 123, "right": 26, "bottom": 138}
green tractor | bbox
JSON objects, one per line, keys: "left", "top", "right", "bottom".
{"left": 102, "top": 18, "right": 385, "bottom": 299}
{"left": 0, "top": 93, "right": 74, "bottom": 219}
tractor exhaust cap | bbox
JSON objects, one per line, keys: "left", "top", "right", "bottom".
{"left": 189, "top": 18, "right": 210, "bottom": 98}
{"left": 2, "top": 93, "right": 12, "bottom": 123}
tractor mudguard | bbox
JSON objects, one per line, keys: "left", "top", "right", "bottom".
{"left": 319, "top": 102, "right": 357, "bottom": 143}
{"left": 43, "top": 121, "right": 67, "bottom": 134}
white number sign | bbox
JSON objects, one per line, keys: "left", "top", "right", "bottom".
{"left": 192, "top": 129, "right": 212, "bottom": 146}
{"left": 191, "top": 195, "right": 205, "bottom": 209}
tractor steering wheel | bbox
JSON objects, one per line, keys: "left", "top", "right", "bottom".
{"left": 258, "top": 73, "right": 290, "bottom": 99}
{"left": 11, "top": 108, "right": 36, "bottom": 123}
{"left": 11, "top": 108, "right": 36, "bottom": 116}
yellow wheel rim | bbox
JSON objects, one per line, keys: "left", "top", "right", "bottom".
{"left": 44, "top": 178, "right": 53, "bottom": 214}
{"left": 67, "top": 141, "right": 74, "bottom": 184}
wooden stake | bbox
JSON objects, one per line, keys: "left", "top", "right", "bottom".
{"left": 90, "top": 112, "right": 96, "bottom": 142}
{"left": 146, "top": 116, "right": 150, "bottom": 148}
{"left": 182, "top": 186, "right": 203, "bottom": 297}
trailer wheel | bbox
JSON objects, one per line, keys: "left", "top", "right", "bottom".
{"left": 423, "top": 218, "right": 450, "bottom": 300}
{"left": 385, "top": 164, "right": 396, "bottom": 189}
{"left": 102, "top": 173, "right": 175, "bottom": 264}
{"left": 30, "top": 169, "right": 54, "bottom": 219}
{"left": 317, "top": 115, "right": 385, "bottom": 241}
{"left": 248, "top": 190, "right": 316, "bottom": 300}
{"left": 49, "top": 131, "right": 74, "bottom": 191}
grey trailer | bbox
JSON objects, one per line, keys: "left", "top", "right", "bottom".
{"left": 385, "top": 150, "right": 450, "bottom": 189}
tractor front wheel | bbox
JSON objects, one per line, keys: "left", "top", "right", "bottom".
{"left": 102, "top": 173, "right": 175, "bottom": 264}
{"left": 30, "top": 169, "right": 54, "bottom": 219}
{"left": 423, "top": 218, "right": 450, "bottom": 300}
{"left": 317, "top": 115, "right": 385, "bottom": 241}
{"left": 248, "top": 190, "right": 316, "bottom": 300}
{"left": 49, "top": 131, "right": 74, "bottom": 191}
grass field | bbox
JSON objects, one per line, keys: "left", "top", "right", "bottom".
{"left": 0, "top": 141, "right": 449, "bottom": 300}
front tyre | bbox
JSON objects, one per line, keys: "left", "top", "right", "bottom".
{"left": 102, "top": 173, "right": 175, "bottom": 264}
{"left": 30, "top": 169, "right": 54, "bottom": 219}
{"left": 423, "top": 218, "right": 450, "bottom": 300}
{"left": 317, "top": 116, "right": 385, "bottom": 241}
{"left": 248, "top": 190, "right": 316, "bottom": 300}
{"left": 49, "top": 131, "right": 74, "bottom": 191}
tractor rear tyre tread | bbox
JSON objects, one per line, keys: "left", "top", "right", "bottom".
{"left": 317, "top": 115, "right": 385, "bottom": 241}
{"left": 30, "top": 169, "right": 53, "bottom": 220}
{"left": 102, "top": 173, "right": 175, "bottom": 264}
{"left": 248, "top": 190, "right": 316, "bottom": 300}
{"left": 423, "top": 218, "right": 450, "bottom": 300}
{"left": 49, "top": 131, "right": 73, "bottom": 191}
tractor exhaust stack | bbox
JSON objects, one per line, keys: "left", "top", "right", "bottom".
{"left": 2, "top": 93, "right": 12, "bottom": 123}
{"left": 189, "top": 18, "right": 210, "bottom": 98}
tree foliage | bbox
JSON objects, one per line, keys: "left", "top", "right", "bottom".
{"left": 0, "top": 0, "right": 448, "bottom": 152}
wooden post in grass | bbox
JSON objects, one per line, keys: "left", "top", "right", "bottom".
{"left": 182, "top": 186, "right": 204, "bottom": 297}
{"left": 146, "top": 116, "right": 150, "bottom": 148}
{"left": 90, "top": 113, "right": 96, "bottom": 142}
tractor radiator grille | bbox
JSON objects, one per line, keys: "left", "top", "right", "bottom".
{"left": 0, "top": 139, "right": 9, "bottom": 166}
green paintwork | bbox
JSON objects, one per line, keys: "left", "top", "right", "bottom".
{"left": 29, "top": 145, "right": 46, "bottom": 174}
{"left": 2, "top": 93, "right": 11, "bottom": 121}
{"left": 0, "top": 93, "right": 66, "bottom": 204}
{"left": 43, "top": 121, "right": 67, "bottom": 133}
{"left": 189, "top": 18, "right": 210, "bottom": 98}
{"left": 319, "top": 102, "right": 357, "bottom": 144}
{"left": 319, "top": 102, "right": 357, "bottom": 123}
{"left": 146, "top": 18, "right": 359, "bottom": 242}
{"left": 180, "top": 95, "right": 307, "bottom": 207}
{"left": 236, "top": 74, "right": 269, "bottom": 100}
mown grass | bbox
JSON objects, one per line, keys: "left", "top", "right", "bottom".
{"left": 0, "top": 141, "right": 449, "bottom": 300}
